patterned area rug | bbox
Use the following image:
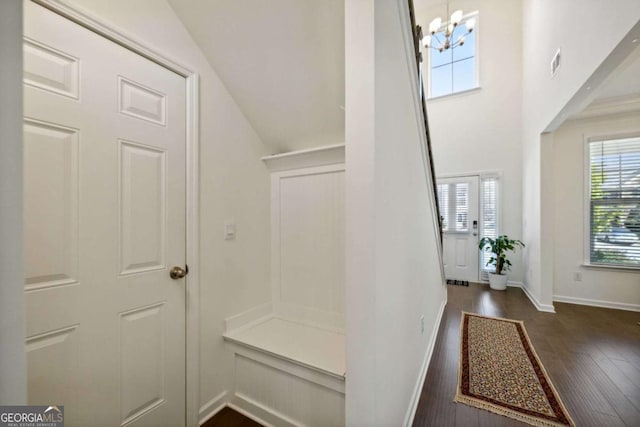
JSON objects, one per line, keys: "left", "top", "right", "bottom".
{"left": 455, "top": 312, "right": 575, "bottom": 427}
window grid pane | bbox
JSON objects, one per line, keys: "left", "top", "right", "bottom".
{"left": 452, "top": 57, "right": 475, "bottom": 93}
{"left": 430, "top": 63, "right": 453, "bottom": 98}
{"left": 589, "top": 137, "right": 640, "bottom": 267}
{"left": 452, "top": 26, "right": 474, "bottom": 61}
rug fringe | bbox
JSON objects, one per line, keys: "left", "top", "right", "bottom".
{"left": 454, "top": 393, "right": 572, "bottom": 427}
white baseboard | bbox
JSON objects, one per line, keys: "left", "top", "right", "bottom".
{"left": 198, "top": 391, "right": 228, "bottom": 425}
{"left": 230, "top": 392, "right": 299, "bottom": 427}
{"left": 521, "top": 285, "right": 556, "bottom": 313}
{"left": 553, "top": 295, "right": 640, "bottom": 312}
{"left": 403, "top": 297, "right": 447, "bottom": 427}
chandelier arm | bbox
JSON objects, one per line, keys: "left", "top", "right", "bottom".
{"left": 432, "top": 33, "right": 445, "bottom": 45}
{"left": 430, "top": 33, "right": 446, "bottom": 50}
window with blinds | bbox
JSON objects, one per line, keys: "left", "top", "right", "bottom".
{"left": 455, "top": 183, "right": 469, "bottom": 231}
{"left": 437, "top": 184, "right": 449, "bottom": 231}
{"left": 480, "top": 178, "right": 498, "bottom": 276}
{"left": 589, "top": 137, "right": 640, "bottom": 267}
{"left": 437, "top": 183, "right": 469, "bottom": 233}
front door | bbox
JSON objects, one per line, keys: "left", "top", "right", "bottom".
{"left": 23, "top": 2, "right": 187, "bottom": 425}
{"left": 437, "top": 176, "right": 479, "bottom": 282}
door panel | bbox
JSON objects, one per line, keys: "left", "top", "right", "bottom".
{"left": 24, "top": 3, "right": 186, "bottom": 426}
{"left": 438, "top": 176, "right": 479, "bottom": 282}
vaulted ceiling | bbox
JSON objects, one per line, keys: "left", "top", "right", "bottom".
{"left": 168, "top": 0, "right": 345, "bottom": 153}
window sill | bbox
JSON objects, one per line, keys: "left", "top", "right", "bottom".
{"left": 427, "top": 86, "right": 481, "bottom": 102}
{"left": 582, "top": 263, "right": 640, "bottom": 272}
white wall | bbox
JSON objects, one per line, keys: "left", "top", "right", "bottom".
{"left": 61, "top": 0, "right": 272, "bottom": 419}
{"left": 0, "top": 0, "right": 27, "bottom": 405}
{"left": 522, "top": 0, "right": 640, "bottom": 308}
{"left": 346, "top": 0, "right": 447, "bottom": 425}
{"left": 416, "top": 0, "right": 525, "bottom": 284}
{"left": 552, "top": 112, "right": 640, "bottom": 310}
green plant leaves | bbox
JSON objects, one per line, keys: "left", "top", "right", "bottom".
{"left": 477, "top": 235, "right": 524, "bottom": 275}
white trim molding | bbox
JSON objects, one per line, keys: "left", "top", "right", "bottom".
{"left": 261, "top": 143, "right": 345, "bottom": 172}
{"left": 404, "top": 298, "right": 447, "bottom": 427}
{"left": 521, "top": 285, "right": 556, "bottom": 313}
{"left": 228, "top": 400, "right": 283, "bottom": 427}
{"left": 30, "top": 2, "right": 201, "bottom": 425}
{"left": 223, "top": 303, "right": 273, "bottom": 334}
{"left": 198, "top": 391, "right": 228, "bottom": 426}
{"left": 553, "top": 295, "right": 640, "bottom": 312}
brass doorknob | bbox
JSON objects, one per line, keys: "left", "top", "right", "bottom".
{"left": 170, "top": 266, "right": 188, "bottom": 280}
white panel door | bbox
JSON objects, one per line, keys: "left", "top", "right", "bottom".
{"left": 437, "top": 176, "right": 479, "bottom": 282}
{"left": 23, "top": 3, "right": 186, "bottom": 426}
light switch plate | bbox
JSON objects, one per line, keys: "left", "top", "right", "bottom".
{"left": 224, "top": 221, "right": 236, "bottom": 240}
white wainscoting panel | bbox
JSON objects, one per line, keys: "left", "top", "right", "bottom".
{"left": 227, "top": 345, "right": 345, "bottom": 427}
{"left": 271, "top": 164, "right": 345, "bottom": 326}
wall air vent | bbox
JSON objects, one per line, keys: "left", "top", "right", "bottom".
{"left": 551, "top": 48, "right": 561, "bottom": 76}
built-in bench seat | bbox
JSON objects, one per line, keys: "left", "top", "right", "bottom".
{"left": 223, "top": 316, "right": 345, "bottom": 379}
{"left": 222, "top": 315, "right": 346, "bottom": 427}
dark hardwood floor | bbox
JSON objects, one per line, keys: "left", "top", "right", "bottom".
{"left": 202, "top": 407, "right": 262, "bottom": 427}
{"left": 202, "top": 284, "right": 639, "bottom": 426}
{"left": 413, "top": 282, "right": 640, "bottom": 427}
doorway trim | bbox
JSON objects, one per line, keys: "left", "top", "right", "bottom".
{"left": 31, "top": 1, "right": 201, "bottom": 425}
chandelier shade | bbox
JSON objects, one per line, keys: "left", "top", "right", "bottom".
{"left": 423, "top": 5, "right": 475, "bottom": 53}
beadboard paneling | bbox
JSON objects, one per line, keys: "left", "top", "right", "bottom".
{"left": 272, "top": 165, "right": 345, "bottom": 325}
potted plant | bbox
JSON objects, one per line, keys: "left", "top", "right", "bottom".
{"left": 478, "top": 235, "right": 524, "bottom": 291}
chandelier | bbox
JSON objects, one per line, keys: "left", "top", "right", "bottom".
{"left": 422, "top": 4, "right": 475, "bottom": 53}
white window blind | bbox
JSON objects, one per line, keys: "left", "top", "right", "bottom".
{"left": 480, "top": 178, "right": 498, "bottom": 278}
{"left": 437, "top": 183, "right": 470, "bottom": 233}
{"left": 437, "top": 184, "right": 449, "bottom": 231}
{"left": 589, "top": 137, "right": 640, "bottom": 267}
{"left": 455, "top": 183, "right": 469, "bottom": 231}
